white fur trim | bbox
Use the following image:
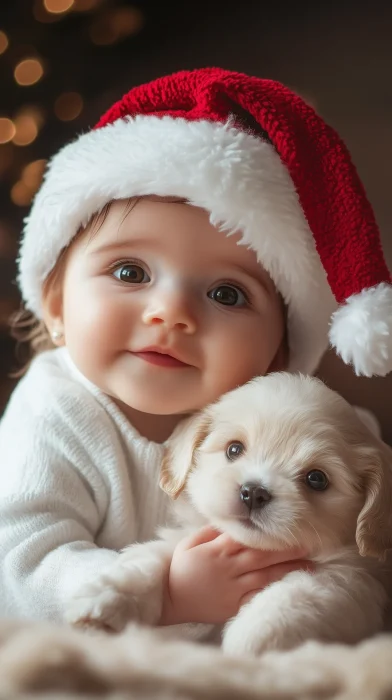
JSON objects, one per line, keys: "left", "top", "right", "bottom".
{"left": 19, "top": 115, "right": 336, "bottom": 374}
{"left": 329, "top": 283, "right": 392, "bottom": 377}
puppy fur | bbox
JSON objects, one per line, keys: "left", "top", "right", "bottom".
{"left": 66, "top": 373, "right": 392, "bottom": 655}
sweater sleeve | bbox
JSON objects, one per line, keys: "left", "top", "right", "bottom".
{"left": 0, "top": 364, "right": 129, "bottom": 622}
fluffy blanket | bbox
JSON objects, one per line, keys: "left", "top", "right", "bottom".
{"left": 0, "top": 619, "right": 391, "bottom": 700}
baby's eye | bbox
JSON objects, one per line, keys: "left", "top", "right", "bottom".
{"left": 207, "top": 284, "right": 248, "bottom": 307}
{"left": 112, "top": 264, "right": 150, "bottom": 284}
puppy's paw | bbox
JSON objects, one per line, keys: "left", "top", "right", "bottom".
{"left": 223, "top": 617, "right": 304, "bottom": 656}
{"left": 65, "top": 584, "right": 139, "bottom": 633}
{"left": 222, "top": 619, "right": 263, "bottom": 657}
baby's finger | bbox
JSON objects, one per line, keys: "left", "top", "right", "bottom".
{"left": 176, "top": 525, "right": 221, "bottom": 552}
{"left": 231, "top": 548, "right": 282, "bottom": 575}
{"left": 233, "top": 546, "right": 309, "bottom": 574}
{"left": 238, "top": 559, "right": 313, "bottom": 598}
{"left": 208, "top": 532, "right": 247, "bottom": 556}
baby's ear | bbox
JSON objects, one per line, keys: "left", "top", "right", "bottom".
{"left": 41, "top": 262, "right": 65, "bottom": 342}
{"left": 160, "top": 412, "right": 211, "bottom": 499}
{"left": 356, "top": 441, "right": 392, "bottom": 560}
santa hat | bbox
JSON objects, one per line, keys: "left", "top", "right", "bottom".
{"left": 18, "top": 67, "right": 392, "bottom": 377}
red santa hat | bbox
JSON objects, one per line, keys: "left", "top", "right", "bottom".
{"left": 18, "top": 67, "right": 392, "bottom": 376}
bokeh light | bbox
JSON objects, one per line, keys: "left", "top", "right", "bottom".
{"left": 21, "top": 105, "right": 46, "bottom": 130}
{"left": 14, "top": 58, "right": 44, "bottom": 87}
{"left": 10, "top": 181, "right": 33, "bottom": 207}
{"left": 44, "top": 0, "right": 74, "bottom": 13}
{"left": 89, "top": 6, "right": 144, "bottom": 46}
{"left": 10, "top": 159, "right": 47, "bottom": 209}
{"left": 22, "top": 159, "right": 47, "bottom": 189}
{"left": 12, "top": 115, "right": 39, "bottom": 146}
{"left": 0, "top": 31, "right": 9, "bottom": 55}
{"left": 0, "top": 119, "right": 16, "bottom": 145}
{"left": 111, "top": 7, "right": 144, "bottom": 37}
{"left": 33, "top": 0, "right": 62, "bottom": 23}
{"left": 54, "top": 92, "right": 83, "bottom": 121}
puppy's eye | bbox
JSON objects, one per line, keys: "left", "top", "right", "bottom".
{"left": 226, "top": 442, "right": 245, "bottom": 460}
{"left": 306, "top": 470, "right": 329, "bottom": 491}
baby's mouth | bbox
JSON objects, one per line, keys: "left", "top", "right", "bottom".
{"left": 133, "top": 350, "right": 189, "bottom": 368}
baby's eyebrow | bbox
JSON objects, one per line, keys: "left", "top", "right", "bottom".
{"left": 229, "top": 263, "right": 274, "bottom": 294}
{"left": 88, "top": 236, "right": 155, "bottom": 256}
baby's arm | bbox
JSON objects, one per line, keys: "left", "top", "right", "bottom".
{"left": 0, "top": 493, "right": 120, "bottom": 621}
{"left": 0, "top": 433, "right": 121, "bottom": 621}
{"left": 0, "top": 388, "right": 132, "bottom": 622}
{"left": 66, "top": 523, "right": 310, "bottom": 633}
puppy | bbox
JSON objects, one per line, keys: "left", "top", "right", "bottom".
{"left": 66, "top": 373, "right": 392, "bottom": 655}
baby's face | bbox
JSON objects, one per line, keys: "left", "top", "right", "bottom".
{"left": 54, "top": 197, "right": 285, "bottom": 418}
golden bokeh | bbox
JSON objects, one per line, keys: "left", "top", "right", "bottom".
{"left": 0, "top": 31, "right": 9, "bottom": 55}
{"left": 89, "top": 6, "right": 144, "bottom": 45}
{"left": 0, "top": 118, "right": 16, "bottom": 144}
{"left": 44, "top": 0, "right": 74, "bottom": 14}
{"left": 33, "top": 0, "right": 62, "bottom": 23}
{"left": 12, "top": 115, "right": 39, "bottom": 146}
{"left": 22, "top": 159, "right": 47, "bottom": 189}
{"left": 21, "top": 105, "right": 46, "bottom": 129}
{"left": 14, "top": 58, "right": 44, "bottom": 87}
{"left": 10, "top": 181, "right": 33, "bottom": 207}
{"left": 10, "top": 159, "right": 47, "bottom": 209}
{"left": 111, "top": 7, "right": 144, "bottom": 37}
{"left": 54, "top": 92, "right": 83, "bottom": 121}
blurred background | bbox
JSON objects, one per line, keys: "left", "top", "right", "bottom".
{"left": 1, "top": 0, "right": 392, "bottom": 438}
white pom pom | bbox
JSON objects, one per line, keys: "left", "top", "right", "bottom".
{"left": 329, "top": 283, "right": 392, "bottom": 377}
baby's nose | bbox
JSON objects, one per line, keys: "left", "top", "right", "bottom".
{"left": 142, "top": 293, "right": 197, "bottom": 334}
{"left": 240, "top": 482, "right": 272, "bottom": 510}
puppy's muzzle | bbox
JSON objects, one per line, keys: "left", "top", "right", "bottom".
{"left": 240, "top": 482, "right": 272, "bottom": 511}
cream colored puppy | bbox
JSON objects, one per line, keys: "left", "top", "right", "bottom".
{"left": 66, "top": 374, "right": 392, "bottom": 654}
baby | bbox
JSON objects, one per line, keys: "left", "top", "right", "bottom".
{"left": 0, "top": 68, "right": 391, "bottom": 628}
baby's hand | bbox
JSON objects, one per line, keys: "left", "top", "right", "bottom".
{"left": 159, "top": 526, "right": 311, "bottom": 626}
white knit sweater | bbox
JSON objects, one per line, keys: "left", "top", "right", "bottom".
{"left": 0, "top": 348, "right": 172, "bottom": 621}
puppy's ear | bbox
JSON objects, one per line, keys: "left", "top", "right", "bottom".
{"left": 160, "top": 412, "right": 211, "bottom": 499}
{"left": 356, "top": 442, "right": 392, "bottom": 560}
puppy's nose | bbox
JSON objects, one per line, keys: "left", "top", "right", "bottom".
{"left": 240, "top": 482, "right": 271, "bottom": 510}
